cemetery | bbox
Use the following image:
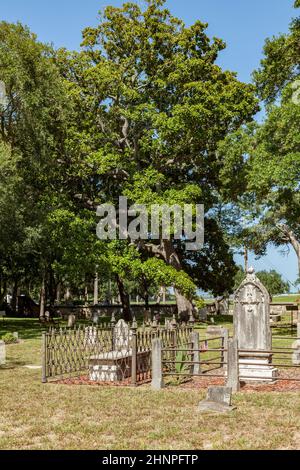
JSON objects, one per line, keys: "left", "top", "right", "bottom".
{"left": 1, "top": 0, "right": 300, "bottom": 453}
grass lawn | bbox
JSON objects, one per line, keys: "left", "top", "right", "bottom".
{"left": 273, "top": 294, "right": 300, "bottom": 303}
{"left": 0, "top": 318, "right": 300, "bottom": 450}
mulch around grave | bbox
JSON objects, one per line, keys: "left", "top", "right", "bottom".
{"left": 179, "top": 369, "right": 300, "bottom": 392}
{"left": 51, "top": 370, "right": 300, "bottom": 392}
{"left": 53, "top": 372, "right": 151, "bottom": 387}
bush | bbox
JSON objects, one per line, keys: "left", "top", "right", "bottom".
{"left": 1, "top": 333, "right": 18, "bottom": 344}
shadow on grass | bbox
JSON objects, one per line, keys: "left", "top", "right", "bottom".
{"left": 206, "top": 315, "right": 233, "bottom": 324}
{"left": 0, "top": 360, "right": 28, "bottom": 369}
{"left": 0, "top": 318, "right": 45, "bottom": 340}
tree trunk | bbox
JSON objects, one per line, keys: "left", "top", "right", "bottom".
{"left": 116, "top": 275, "right": 132, "bottom": 322}
{"left": 84, "top": 285, "right": 89, "bottom": 303}
{"left": 161, "top": 240, "right": 193, "bottom": 321}
{"left": 39, "top": 275, "right": 46, "bottom": 319}
{"left": 278, "top": 225, "right": 300, "bottom": 276}
{"left": 56, "top": 283, "right": 61, "bottom": 303}
{"left": 11, "top": 278, "right": 18, "bottom": 314}
{"left": 48, "top": 267, "right": 56, "bottom": 308}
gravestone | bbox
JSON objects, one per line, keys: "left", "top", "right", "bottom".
{"left": 89, "top": 320, "right": 148, "bottom": 382}
{"left": 92, "top": 311, "right": 99, "bottom": 325}
{"left": 206, "top": 326, "right": 226, "bottom": 337}
{"left": 113, "top": 319, "right": 132, "bottom": 351}
{"left": 90, "top": 320, "right": 131, "bottom": 382}
{"left": 144, "top": 310, "right": 151, "bottom": 326}
{"left": 292, "top": 323, "right": 300, "bottom": 366}
{"left": 67, "top": 314, "right": 76, "bottom": 328}
{"left": 198, "top": 386, "right": 236, "bottom": 413}
{"left": 0, "top": 341, "right": 5, "bottom": 365}
{"left": 234, "top": 267, "right": 278, "bottom": 382}
{"left": 198, "top": 307, "right": 208, "bottom": 322}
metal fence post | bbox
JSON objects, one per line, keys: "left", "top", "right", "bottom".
{"left": 191, "top": 331, "right": 201, "bottom": 375}
{"left": 221, "top": 329, "right": 229, "bottom": 369}
{"left": 131, "top": 318, "right": 137, "bottom": 386}
{"left": 151, "top": 338, "right": 164, "bottom": 390}
{"left": 42, "top": 331, "right": 48, "bottom": 384}
{"left": 111, "top": 311, "right": 116, "bottom": 350}
{"left": 226, "top": 338, "right": 239, "bottom": 393}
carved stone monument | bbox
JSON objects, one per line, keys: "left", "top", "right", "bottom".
{"left": 234, "top": 267, "right": 278, "bottom": 382}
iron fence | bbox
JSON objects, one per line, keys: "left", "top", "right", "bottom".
{"left": 160, "top": 332, "right": 300, "bottom": 387}
{"left": 42, "top": 317, "right": 193, "bottom": 385}
{"left": 162, "top": 334, "right": 227, "bottom": 380}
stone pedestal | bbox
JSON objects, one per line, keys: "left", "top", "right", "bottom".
{"left": 239, "top": 355, "right": 278, "bottom": 382}
{"left": 89, "top": 350, "right": 148, "bottom": 382}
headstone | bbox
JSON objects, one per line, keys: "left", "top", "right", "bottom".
{"left": 206, "top": 326, "right": 226, "bottom": 337}
{"left": 198, "top": 307, "right": 208, "bottom": 322}
{"left": 292, "top": 323, "right": 300, "bottom": 366}
{"left": 92, "top": 311, "right": 99, "bottom": 325}
{"left": 13, "top": 332, "right": 18, "bottom": 341}
{"left": 113, "top": 320, "right": 132, "bottom": 351}
{"left": 198, "top": 386, "right": 236, "bottom": 413}
{"left": 234, "top": 267, "right": 278, "bottom": 382}
{"left": 144, "top": 310, "right": 151, "bottom": 326}
{"left": 45, "top": 311, "right": 51, "bottom": 322}
{"left": 0, "top": 341, "right": 6, "bottom": 365}
{"left": 67, "top": 314, "right": 76, "bottom": 328}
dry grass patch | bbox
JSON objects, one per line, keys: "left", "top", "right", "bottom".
{"left": 0, "top": 322, "right": 300, "bottom": 450}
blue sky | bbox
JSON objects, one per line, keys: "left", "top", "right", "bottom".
{"left": 1, "top": 0, "right": 298, "bottom": 289}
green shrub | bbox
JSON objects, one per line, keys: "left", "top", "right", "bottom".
{"left": 1, "top": 333, "right": 18, "bottom": 344}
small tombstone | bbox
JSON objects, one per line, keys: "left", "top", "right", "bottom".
{"left": 198, "top": 386, "right": 236, "bottom": 413}
{"left": 13, "top": 332, "right": 19, "bottom": 341}
{"left": 113, "top": 320, "right": 132, "bottom": 351}
{"left": 198, "top": 307, "right": 208, "bottom": 322}
{"left": 234, "top": 267, "right": 278, "bottom": 382}
{"left": 92, "top": 312, "right": 99, "bottom": 325}
{"left": 45, "top": 311, "right": 51, "bottom": 322}
{"left": 0, "top": 341, "right": 5, "bottom": 365}
{"left": 67, "top": 314, "right": 76, "bottom": 328}
{"left": 206, "top": 326, "right": 225, "bottom": 337}
{"left": 144, "top": 310, "right": 151, "bottom": 326}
